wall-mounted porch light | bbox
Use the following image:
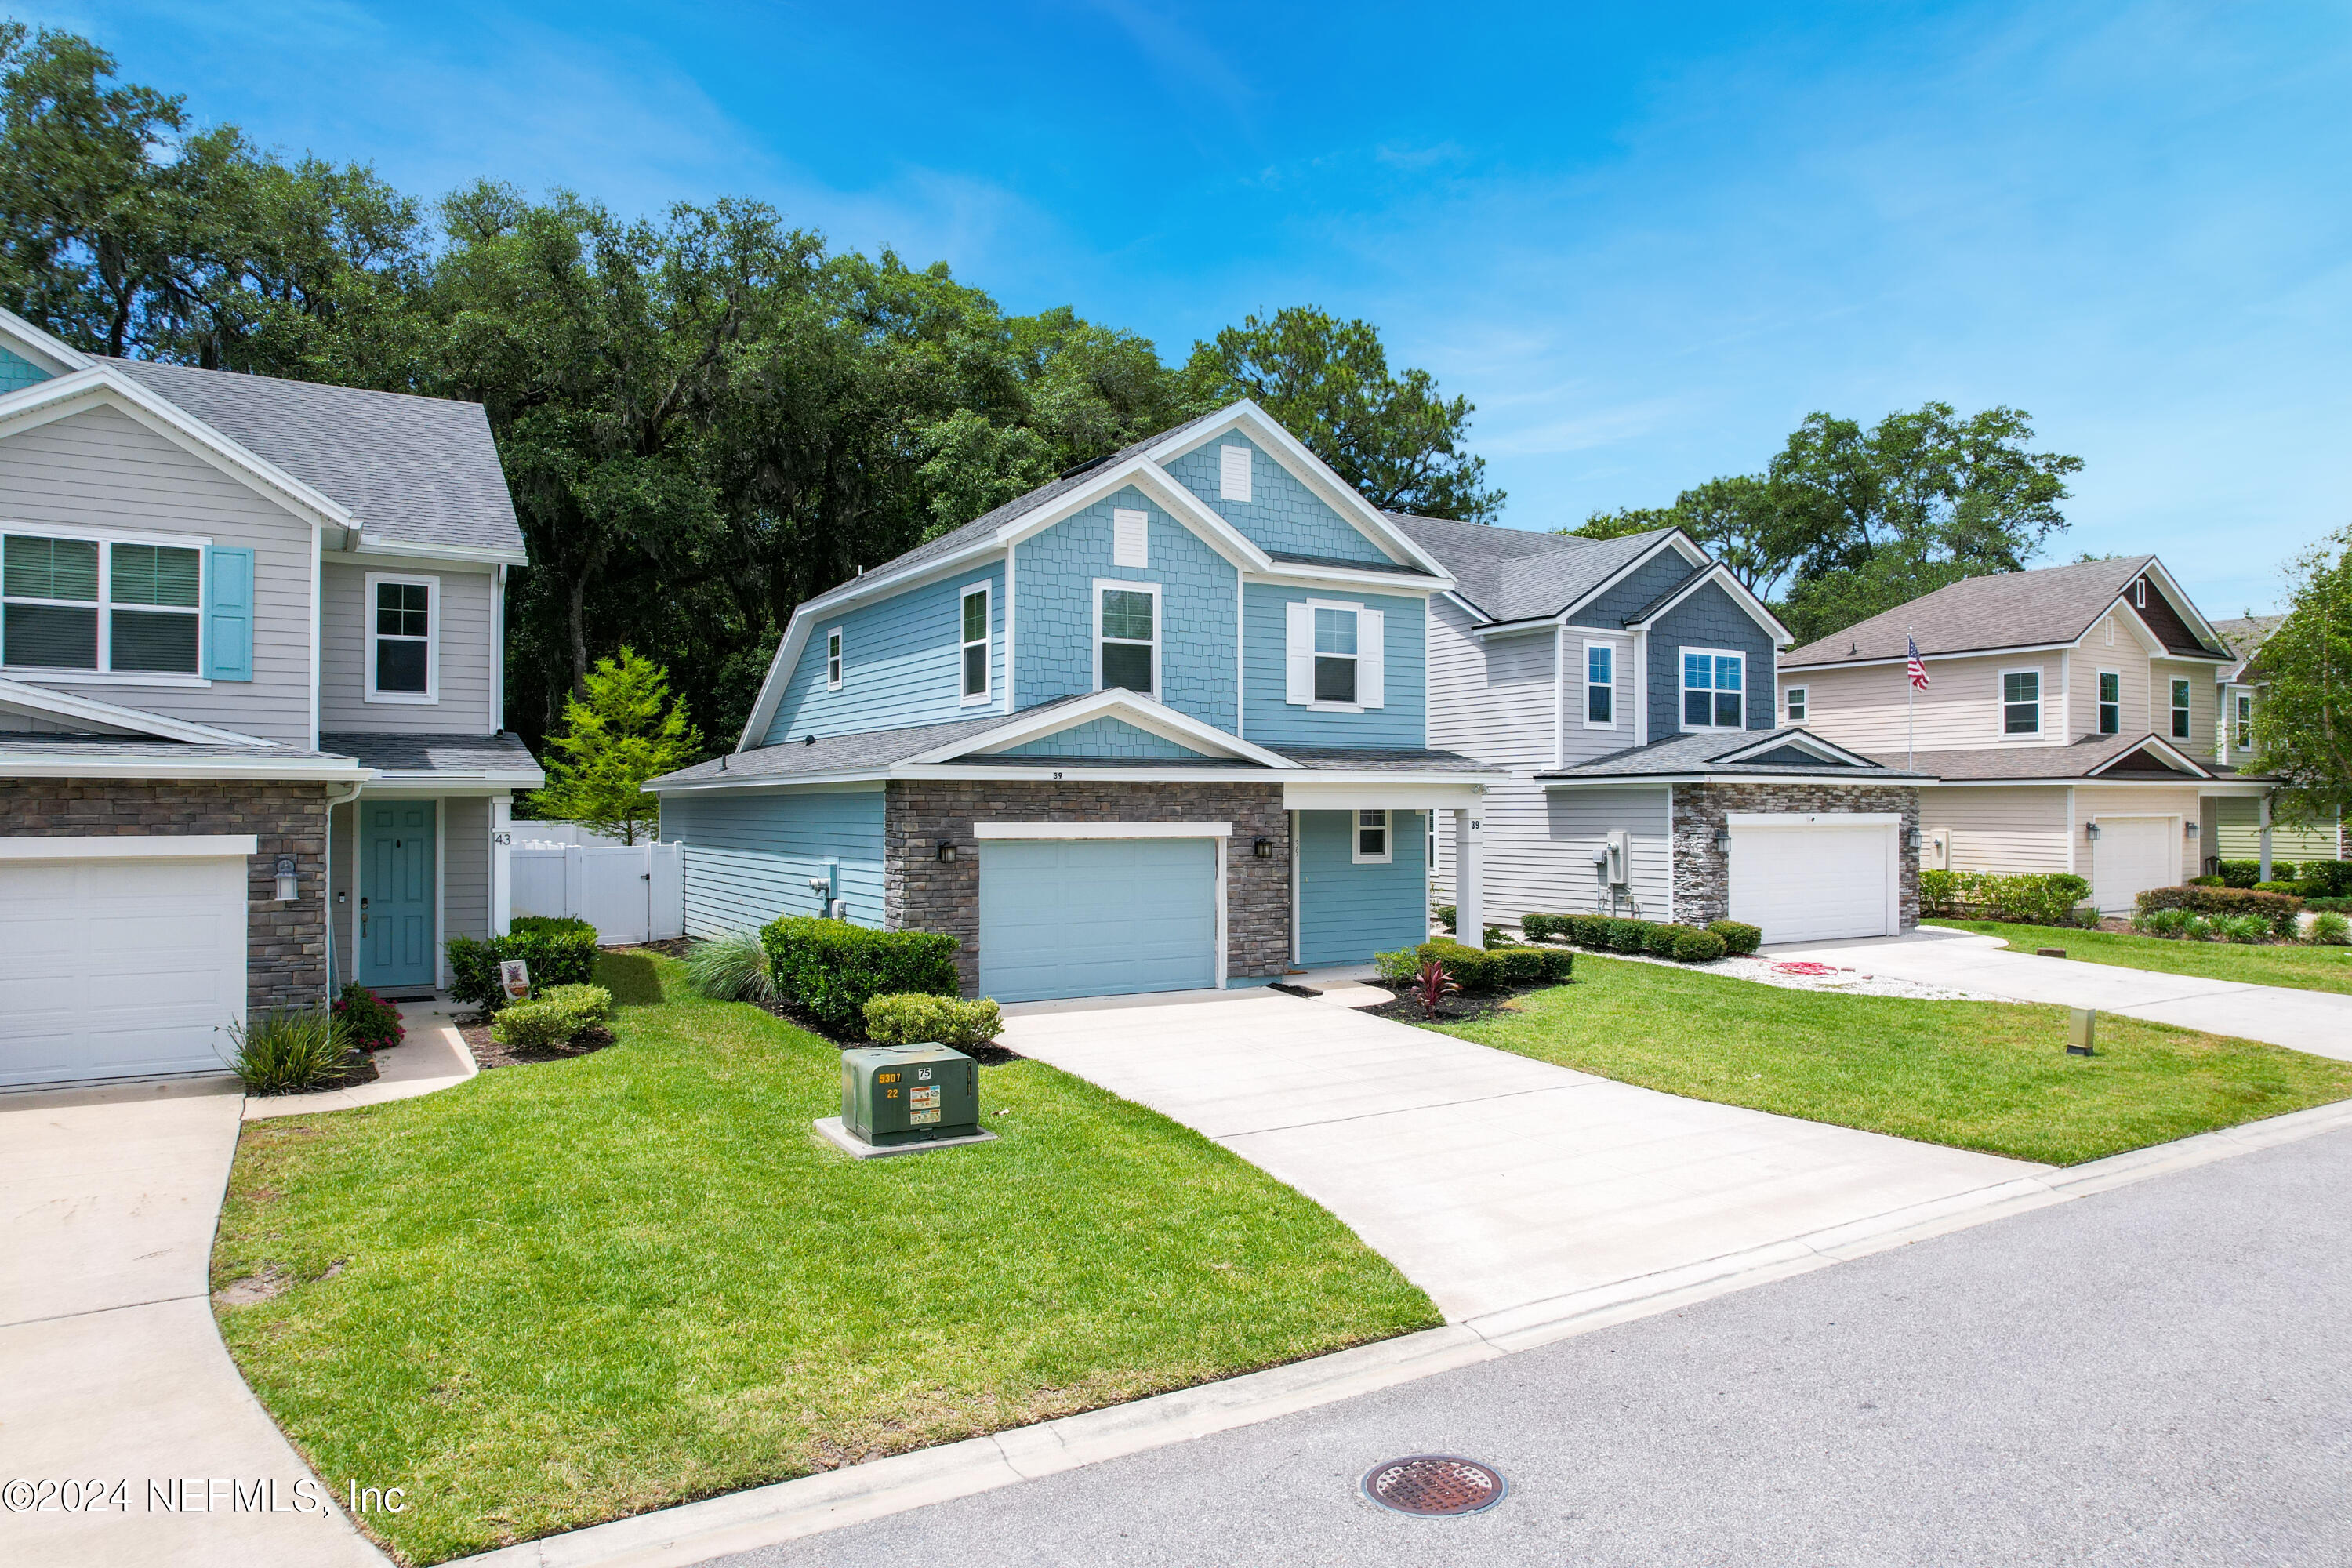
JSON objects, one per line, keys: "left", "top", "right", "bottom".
{"left": 1253, "top": 837, "right": 1273, "bottom": 859}
{"left": 2086, "top": 821, "right": 2102, "bottom": 841}
{"left": 2184, "top": 821, "right": 2200, "bottom": 840}
{"left": 937, "top": 840, "right": 957, "bottom": 863}
{"left": 1906, "top": 827, "right": 1923, "bottom": 851}
{"left": 1711, "top": 826, "right": 1731, "bottom": 854}
{"left": 273, "top": 855, "right": 299, "bottom": 902}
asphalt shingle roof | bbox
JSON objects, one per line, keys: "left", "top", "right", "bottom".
{"left": 1538, "top": 728, "right": 1929, "bottom": 781}
{"left": 1272, "top": 746, "right": 1500, "bottom": 774}
{"left": 1870, "top": 732, "right": 2210, "bottom": 782}
{"left": 320, "top": 731, "right": 542, "bottom": 776}
{"left": 1385, "top": 513, "right": 1678, "bottom": 624}
{"left": 106, "top": 358, "right": 525, "bottom": 557}
{"left": 1783, "top": 556, "right": 2227, "bottom": 668}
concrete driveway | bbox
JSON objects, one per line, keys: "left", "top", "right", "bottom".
{"left": 1770, "top": 924, "right": 2352, "bottom": 1060}
{"left": 1000, "top": 990, "right": 2043, "bottom": 1335}
{"left": 0, "top": 1082, "right": 386, "bottom": 1568}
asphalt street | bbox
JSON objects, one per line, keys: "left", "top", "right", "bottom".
{"left": 720, "top": 1127, "right": 2352, "bottom": 1568}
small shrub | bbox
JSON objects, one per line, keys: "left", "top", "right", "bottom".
{"left": 1434, "top": 903, "right": 1457, "bottom": 934}
{"left": 1568, "top": 914, "right": 1617, "bottom": 948}
{"left": 331, "top": 984, "right": 404, "bottom": 1052}
{"left": 761, "top": 916, "right": 960, "bottom": 1038}
{"left": 1518, "top": 913, "right": 1571, "bottom": 944}
{"left": 1490, "top": 946, "right": 1548, "bottom": 985}
{"left": 2310, "top": 912, "right": 2352, "bottom": 946}
{"left": 2137, "top": 907, "right": 2190, "bottom": 938}
{"left": 2252, "top": 880, "right": 2301, "bottom": 895}
{"left": 2309, "top": 896, "right": 2352, "bottom": 914}
{"left": 2137, "top": 884, "right": 2303, "bottom": 937}
{"left": 1708, "top": 920, "right": 1762, "bottom": 956}
{"left": 1483, "top": 924, "right": 1508, "bottom": 947}
{"left": 1918, "top": 869, "right": 1959, "bottom": 916}
{"left": 1607, "top": 919, "right": 1653, "bottom": 954}
{"left": 863, "top": 993, "right": 1004, "bottom": 1050}
{"left": 1415, "top": 938, "right": 1504, "bottom": 993}
{"left": 2216, "top": 859, "right": 2261, "bottom": 888}
{"left": 2216, "top": 913, "right": 2272, "bottom": 944}
{"left": 2299, "top": 859, "right": 2352, "bottom": 898}
{"left": 2187, "top": 874, "right": 2224, "bottom": 887}
{"left": 1671, "top": 927, "right": 1728, "bottom": 963}
{"left": 1413, "top": 959, "right": 1460, "bottom": 1018}
{"left": 227, "top": 1007, "right": 347, "bottom": 1095}
{"left": 1642, "top": 923, "right": 1686, "bottom": 958}
{"left": 541, "top": 983, "right": 612, "bottom": 1029}
{"left": 447, "top": 916, "right": 600, "bottom": 1011}
{"left": 490, "top": 999, "right": 574, "bottom": 1051}
{"left": 1923, "top": 870, "right": 2091, "bottom": 927}
{"left": 1373, "top": 947, "right": 1423, "bottom": 985}
{"left": 1535, "top": 946, "right": 1576, "bottom": 982}
{"left": 2180, "top": 913, "right": 2216, "bottom": 941}
{"left": 683, "top": 928, "right": 776, "bottom": 1004}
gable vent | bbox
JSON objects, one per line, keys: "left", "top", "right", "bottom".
{"left": 1112, "top": 508, "right": 1149, "bottom": 568}
{"left": 1218, "top": 444, "right": 1252, "bottom": 503}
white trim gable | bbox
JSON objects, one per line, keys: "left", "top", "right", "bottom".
{"left": 0, "top": 305, "right": 94, "bottom": 376}
{"left": 1711, "top": 728, "right": 1886, "bottom": 771}
{"left": 906, "top": 688, "right": 1301, "bottom": 769}
{"left": 2082, "top": 735, "right": 2213, "bottom": 779}
{"left": 996, "top": 456, "right": 1270, "bottom": 573}
{"left": 0, "top": 672, "right": 272, "bottom": 746}
{"left": 1621, "top": 556, "right": 1796, "bottom": 647}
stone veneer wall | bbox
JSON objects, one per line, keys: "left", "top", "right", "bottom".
{"left": 2, "top": 778, "right": 332, "bottom": 1011}
{"left": 1669, "top": 782, "right": 1922, "bottom": 931}
{"left": 884, "top": 779, "right": 1290, "bottom": 995}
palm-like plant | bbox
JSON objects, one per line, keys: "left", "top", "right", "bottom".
{"left": 1413, "top": 959, "right": 1460, "bottom": 1019}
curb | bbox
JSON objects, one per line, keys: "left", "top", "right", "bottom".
{"left": 449, "top": 1096, "right": 2352, "bottom": 1568}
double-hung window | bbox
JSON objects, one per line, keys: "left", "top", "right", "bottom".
{"left": 826, "top": 627, "right": 843, "bottom": 691}
{"left": 2170, "top": 677, "right": 2191, "bottom": 739}
{"left": 959, "top": 585, "right": 990, "bottom": 702}
{"left": 1314, "top": 606, "right": 1359, "bottom": 703}
{"left": 2097, "top": 670, "right": 2119, "bottom": 735}
{"left": 1681, "top": 649, "right": 1744, "bottom": 729}
{"left": 1352, "top": 808, "right": 1391, "bottom": 864}
{"left": 1785, "top": 685, "right": 1806, "bottom": 724}
{"left": 2002, "top": 670, "right": 2040, "bottom": 735}
{"left": 1585, "top": 643, "right": 1613, "bottom": 726}
{"left": 366, "top": 574, "right": 436, "bottom": 701}
{"left": 2, "top": 533, "right": 201, "bottom": 675}
{"left": 1097, "top": 582, "right": 1157, "bottom": 696}
{"left": 2234, "top": 692, "right": 2252, "bottom": 750}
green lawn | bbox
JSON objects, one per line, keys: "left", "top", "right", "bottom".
{"left": 1926, "top": 918, "right": 2352, "bottom": 996}
{"left": 211, "top": 955, "right": 1436, "bottom": 1564}
{"left": 1429, "top": 953, "right": 2352, "bottom": 1167}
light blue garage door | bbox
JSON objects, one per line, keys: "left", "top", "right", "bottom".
{"left": 978, "top": 837, "right": 1218, "bottom": 1003}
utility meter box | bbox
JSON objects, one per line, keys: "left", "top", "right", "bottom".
{"left": 840, "top": 1044, "right": 980, "bottom": 1146}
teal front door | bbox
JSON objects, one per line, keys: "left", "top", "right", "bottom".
{"left": 361, "top": 801, "right": 437, "bottom": 989}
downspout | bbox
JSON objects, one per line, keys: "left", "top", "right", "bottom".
{"left": 321, "top": 778, "right": 365, "bottom": 999}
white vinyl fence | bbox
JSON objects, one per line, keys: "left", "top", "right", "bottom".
{"left": 511, "top": 841, "right": 685, "bottom": 945}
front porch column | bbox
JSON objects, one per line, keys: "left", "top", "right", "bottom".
{"left": 2259, "top": 793, "right": 2274, "bottom": 884}
{"left": 1454, "top": 804, "right": 1486, "bottom": 949}
{"left": 491, "top": 794, "right": 514, "bottom": 936}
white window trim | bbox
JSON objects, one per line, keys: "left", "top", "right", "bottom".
{"left": 1307, "top": 596, "right": 1366, "bottom": 713}
{"left": 1784, "top": 684, "right": 1807, "bottom": 724}
{"left": 1584, "top": 640, "right": 1618, "bottom": 729}
{"left": 3, "top": 526, "right": 212, "bottom": 682}
{"left": 957, "top": 582, "right": 992, "bottom": 706}
{"left": 2234, "top": 691, "right": 2252, "bottom": 750}
{"left": 1679, "top": 644, "right": 1748, "bottom": 732}
{"left": 1999, "top": 666, "right": 2042, "bottom": 737}
{"left": 1092, "top": 577, "right": 1161, "bottom": 699}
{"left": 825, "top": 626, "right": 844, "bottom": 691}
{"left": 2168, "top": 675, "right": 2193, "bottom": 740}
{"left": 1352, "top": 808, "right": 1393, "bottom": 865}
{"left": 2095, "top": 668, "right": 2121, "bottom": 735}
{"left": 363, "top": 571, "right": 439, "bottom": 705}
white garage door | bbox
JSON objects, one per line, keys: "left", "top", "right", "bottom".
{"left": 1728, "top": 817, "right": 1898, "bottom": 945}
{"left": 0, "top": 846, "right": 249, "bottom": 1089}
{"left": 2091, "top": 816, "right": 2176, "bottom": 916}
{"left": 978, "top": 837, "right": 1219, "bottom": 1004}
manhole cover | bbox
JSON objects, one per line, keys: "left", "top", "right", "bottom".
{"left": 1360, "top": 1454, "right": 1507, "bottom": 1516}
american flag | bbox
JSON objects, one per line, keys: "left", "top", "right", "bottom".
{"left": 1906, "top": 635, "right": 1930, "bottom": 691}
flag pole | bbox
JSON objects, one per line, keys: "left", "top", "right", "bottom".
{"left": 1906, "top": 624, "right": 1915, "bottom": 771}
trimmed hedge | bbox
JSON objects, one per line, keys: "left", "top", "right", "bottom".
{"left": 1671, "top": 926, "right": 1728, "bottom": 963}
{"left": 2136, "top": 884, "right": 2303, "bottom": 937}
{"left": 863, "top": 993, "right": 1004, "bottom": 1051}
{"left": 2301, "top": 859, "right": 2352, "bottom": 898}
{"left": 1519, "top": 912, "right": 1571, "bottom": 944}
{"left": 1708, "top": 920, "right": 1762, "bottom": 956}
{"left": 761, "top": 916, "right": 960, "bottom": 1038}
{"left": 1918, "top": 869, "right": 2090, "bottom": 927}
{"left": 1434, "top": 903, "right": 1456, "bottom": 933}
{"left": 447, "top": 916, "right": 601, "bottom": 1012}
{"left": 1413, "top": 939, "right": 1573, "bottom": 992}
{"left": 489, "top": 982, "right": 612, "bottom": 1051}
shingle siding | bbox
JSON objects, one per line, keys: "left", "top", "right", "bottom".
{"left": 1650, "top": 579, "right": 1778, "bottom": 738}
{"left": 1161, "top": 433, "right": 1394, "bottom": 564}
{"left": 763, "top": 563, "right": 1005, "bottom": 744}
{"left": 996, "top": 715, "right": 1206, "bottom": 759}
{"left": 1580, "top": 548, "right": 1696, "bottom": 627}
{"left": 1242, "top": 583, "right": 1425, "bottom": 746}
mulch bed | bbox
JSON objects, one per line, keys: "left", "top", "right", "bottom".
{"left": 626, "top": 938, "right": 696, "bottom": 959}
{"left": 746, "top": 996, "right": 1024, "bottom": 1065}
{"left": 309, "top": 1048, "right": 383, "bottom": 1091}
{"left": 459, "top": 1022, "right": 618, "bottom": 1070}
{"left": 1361, "top": 981, "right": 1561, "bottom": 1026}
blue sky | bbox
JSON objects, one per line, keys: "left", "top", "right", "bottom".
{"left": 39, "top": 1, "right": 2352, "bottom": 612}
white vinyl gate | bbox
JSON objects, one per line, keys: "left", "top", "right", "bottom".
{"left": 510, "top": 842, "right": 685, "bottom": 944}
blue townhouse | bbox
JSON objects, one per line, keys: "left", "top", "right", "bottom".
{"left": 645, "top": 400, "right": 1502, "bottom": 1003}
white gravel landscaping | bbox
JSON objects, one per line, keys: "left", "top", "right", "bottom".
{"left": 1549, "top": 944, "right": 2003, "bottom": 1002}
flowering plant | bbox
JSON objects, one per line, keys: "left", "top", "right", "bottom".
{"left": 332, "top": 984, "right": 405, "bottom": 1052}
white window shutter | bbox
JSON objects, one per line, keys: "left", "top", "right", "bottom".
{"left": 1358, "top": 608, "right": 1385, "bottom": 708}
{"left": 1219, "top": 445, "right": 1252, "bottom": 503}
{"left": 1285, "top": 601, "right": 1312, "bottom": 704}
{"left": 1112, "top": 508, "right": 1148, "bottom": 568}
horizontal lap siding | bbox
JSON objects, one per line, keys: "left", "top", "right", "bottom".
{"left": 0, "top": 405, "right": 314, "bottom": 745}
{"left": 1922, "top": 786, "right": 2071, "bottom": 875}
{"left": 1296, "top": 810, "right": 1427, "bottom": 966}
{"left": 2212, "top": 797, "right": 2340, "bottom": 860}
{"left": 442, "top": 796, "right": 489, "bottom": 942}
{"left": 318, "top": 561, "right": 498, "bottom": 732}
{"left": 764, "top": 564, "right": 1005, "bottom": 745}
{"left": 1431, "top": 783, "right": 1672, "bottom": 924}
{"left": 1242, "top": 584, "right": 1425, "bottom": 746}
{"left": 1559, "top": 627, "right": 1632, "bottom": 764}
{"left": 664, "top": 789, "right": 886, "bottom": 936}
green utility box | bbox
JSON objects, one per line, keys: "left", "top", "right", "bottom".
{"left": 840, "top": 1044, "right": 980, "bottom": 1147}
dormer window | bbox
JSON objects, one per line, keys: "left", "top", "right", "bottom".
{"left": 1095, "top": 581, "right": 1158, "bottom": 696}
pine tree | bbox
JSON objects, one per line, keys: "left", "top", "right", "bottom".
{"left": 531, "top": 648, "right": 701, "bottom": 844}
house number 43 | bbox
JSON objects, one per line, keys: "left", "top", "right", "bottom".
{"left": 492, "top": 831, "right": 512, "bottom": 845}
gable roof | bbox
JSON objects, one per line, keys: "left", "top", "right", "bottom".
{"left": 0, "top": 673, "right": 273, "bottom": 746}
{"left": 1784, "top": 556, "right": 2230, "bottom": 669}
{"left": 2211, "top": 614, "right": 2284, "bottom": 682}
{"left": 1538, "top": 726, "right": 1931, "bottom": 783}
{"left": 1388, "top": 514, "right": 1678, "bottom": 625}
{"left": 1875, "top": 731, "right": 2213, "bottom": 782}
{"left": 101, "top": 359, "right": 524, "bottom": 560}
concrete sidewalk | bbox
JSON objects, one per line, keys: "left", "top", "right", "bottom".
{"left": 998, "top": 989, "right": 2042, "bottom": 1329}
{"left": 1770, "top": 925, "right": 2352, "bottom": 1060}
{"left": 242, "top": 1004, "right": 477, "bottom": 1121}
{"left": 0, "top": 1080, "right": 387, "bottom": 1567}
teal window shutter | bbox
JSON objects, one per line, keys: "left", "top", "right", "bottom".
{"left": 204, "top": 546, "right": 254, "bottom": 681}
